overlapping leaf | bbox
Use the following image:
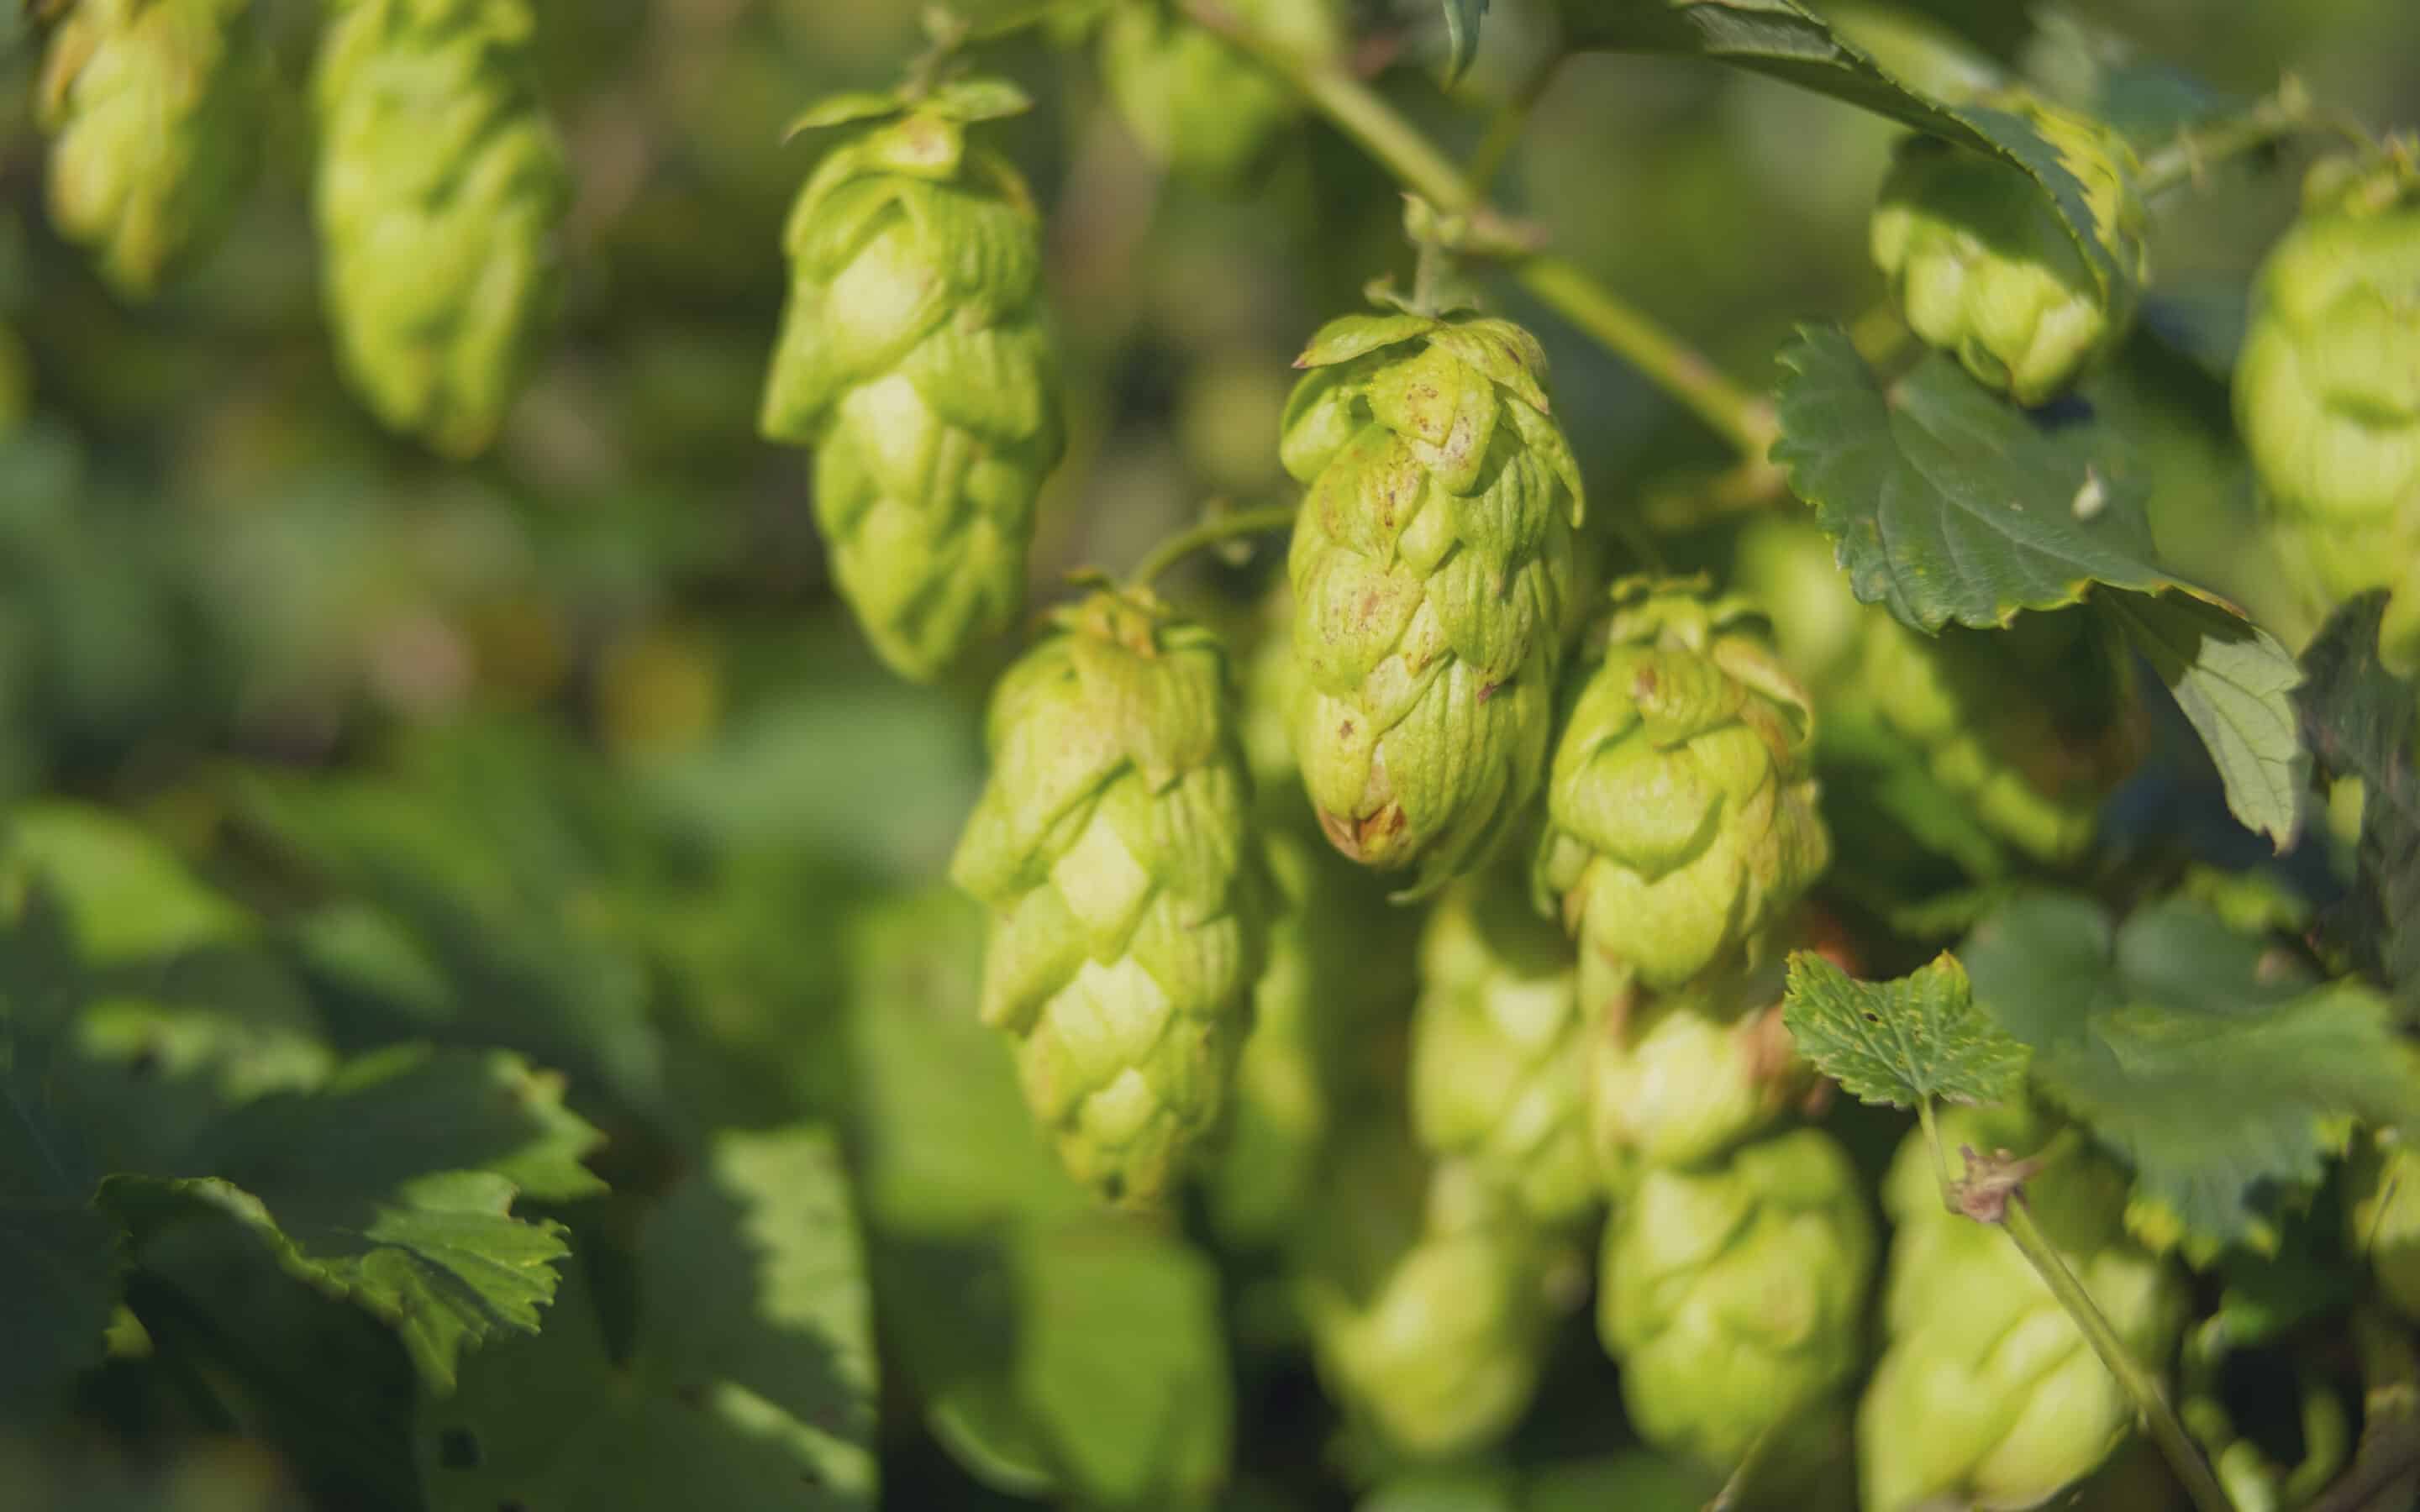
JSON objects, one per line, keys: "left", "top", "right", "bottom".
{"left": 2104, "top": 589, "right": 2307, "bottom": 852}
{"left": 2296, "top": 594, "right": 2420, "bottom": 1017}
{"left": 1961, "top": 891, "right": 2420, "bottom": 1257}
{"left": 1783, "top": 950, "right": 2027, "bottom": 1108}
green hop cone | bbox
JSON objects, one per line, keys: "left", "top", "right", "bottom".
{"left": 1409, "top": 875, "right": 1595, "bottom": 1226}
{"left": 2235, "top": 155, "right": 2420, "bottom": 672}
{"left": 1870, "top": 92, "right": 2149, "bottom": 406}
{"left": 949, "top": 585, "right": 1267, "bottom": 1207}
{"left": 1281, "top": 309, "right": 1584, "bottom": 893}
{"left": 760, "top": 86, "right": 1065, "bottom": 683}
{"left": 1860, "top": 1102, "right": 2188, "bottom": 1512}
{"left": 1208, "top": 827, "right": 1416, "bottom": 1246}
{"left": 34, "top": 0, "right": 267, "bottom": 300}
{"left": 314, "top": 0, "right": 571, "bottom": 458}
{"left": 1597, "top": 1126, "right": 1876, "bottom": 1469}
{"left": 1295, "top": 1120, "right": 1571, "bottom": 1460}
{"left": 2346, "top": 1129, "right": 2420, "bottom": 1322}
{"left": 1098, "top": 0, "right": 1317, "bottom": 186}
{"left": 1858, "top": 606, "right": 2140, "bottom": 864}
{"left": 1588, "top": 977, "right": 1802, "bottom": 1185}
{"left": 1534, "top": 579, "right": 1828, "bottom": 1009}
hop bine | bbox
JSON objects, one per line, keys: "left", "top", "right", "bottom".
{"left": 1871, "top": 92, "right": 2149, "bottom": 407}
{"left": 1598, "top": 1126, "right": 1876, "bottom": 1469}
{"left": 1409, "top": 875, "right": 1595, "bottom": 1226}
{"left": 761, "top": 81, "right": 1065, "bottom": 684}
{"left": 314, "top": 0, "right": 571, "bottom": 458}
{"left": 1859, "top": 1101, "right": 2187, "bottom": 1512}
{"left": 1534, "top": 579, "right": 1828, "bottom": 1011}
{"left": 2236, "top": 153, "right": 2420, "bottom": 672}
{"left": 950, "top": 585, "right": 1266, "bottom": 1208}
{"left": 1282, "top": 307, "right": 1583, "bottom": 895}
{"left": 35, "top": 0, "right": 269, "bottom": 299}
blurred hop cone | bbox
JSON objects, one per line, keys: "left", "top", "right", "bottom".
{"left": 949, "top": 585, "right": 1268, "bottom": 1208}
{"left": 313, "top": 0, "right": 571, "bottom": 458}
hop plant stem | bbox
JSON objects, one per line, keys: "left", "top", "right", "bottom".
{"left": 1188, "top": 0, "right": 1779, "bottom": 462}
{"left": 1132, "top": 504, "right": 1298, "bottom": 589}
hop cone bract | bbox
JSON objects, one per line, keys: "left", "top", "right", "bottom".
{"left": 1587, "top": 977, "right": 1801, "bottom": 1186}
{"left": 1871, "top": 93, "right": 2148, "bottom": 406}
{"left": 1598, "top": 1126, "right": 1876, "bottom": 1468}
{"left": 1295, "top": 1121, "right": 1570, "bottom": 1459}
{"left": 1534, "top": 579, "right": 1828, "bottom": 1007}
{"left": 1097, "top": 0, "right": 1309, "bottom": 186}
{"left": 314, "top": 0, "right": 570, "bottom": 458}
{"left": 36, "top": 0, "right": 268, "bottom": 299}
{"left": 2236, "top": 157, "right": 2420, "bottom": 671}
{"left": 950, "top": 586, "right": 1266, "bottom": 1207}
{"left": 1282, "top": 310, "right": 1583, "bottom": 894}
{"left": 1409, "top": 875, "right": 1596, "bottom": 1225}
{"left": 1860, "top": 1102, "right": 2187, "bottom": 1512}
{"left": 761, "top": 91, "right": 1065, "bottom": 683}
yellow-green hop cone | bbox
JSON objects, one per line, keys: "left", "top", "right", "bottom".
{"left": 950, "top": 586, "right": 1267, "bottom": 1208}
{"left": 1598, "top": 1127, "right": 1875, "bottom": 1470}
{"left": 1208, "top": 827, "right": 1416, "bottom": 1247}
{"left": 1859, "top": 607, "right": 2140, "bottom": 864}
{"left": 2235, "top": 155, "right": 2420, "bottom": 673}
{"left": 1534, "top": 580, "right": 1828, "bottom": 1009}
{"left": 1284, "top": 309, "right": 1583, "bottom": 894}
{"left": 1097, "top": 0, "right": 1313, "bottom": 186}
{"left": 2346, "top": 1129, "right": 2420, "bottom": 1322}
{"left": 314, "top": 0, "right": 570, "bottom": 458}
{"left": 1294, "top": 1122, "right": 1571, "bottom": 1460}
{"left": 35, "top": 0, "right": 268, "bottom": 299}
{"left": 1870, "top": 92, "right": 2149, "bottom": 406}
{"left": 1588, "top": 978, "right": 1802, "bottom": 1186}
{"left": 1859, "top": 1102, "right": 2187, "bottom": 1512}
{"left": 1409, "top": 877, "right": 1594, "bottom": 1226}
{"left": 760, "top": 89, "right": 1065, "bottom": 684}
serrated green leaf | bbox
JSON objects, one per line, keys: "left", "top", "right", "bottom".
{"left": 1559, "top": 0, "right": 2123, "bottom": 302}
{"left": 0, "top": 1201, "right": 118, "bottom": 1415}
{"left": 2103, "top": 589, "right": 2307, "bottom": 853}
{"left": 1440, "top": 0, "right": 1489, "bottom": 81}
{"left": 2296, "top": 593, "right": 2420, "bottom": 1019}
{"left": 1783, "top": 950, "right": 2028, "bottom": 1108}
{"left": 416, "top": 1126, "right": 877, "bottom": 1511}
{"left": 1961, "top": 890, "right": 2420, "bottom": 1256}
{"left": 104, "top": 1170, "right": 569, "bottom": 1394}
{"left": 1774, "top": 326, "right": 2215, "bottom": 630}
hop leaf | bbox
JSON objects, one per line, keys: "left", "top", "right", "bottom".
{"left": 313, "top": 0, "right": 571, "bottom": 457}
{"left": 1783, "top": 950, "right": 2028, "bottom": 1110}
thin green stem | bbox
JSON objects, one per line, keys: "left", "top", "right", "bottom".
{"left": 1917, "top": 1097, "right": 1957, "bottom": 1215}
{"left": 1998, "top": 1199, "right": 2236, "bottom": 1512}
{"left": 1465, "top": 54, "right": 1565, "bottom": 194}
{"left": 1184, "top": 0, "right": 1776, "bottom": 461}
{"left": 1132, "top": 505, "right": 1298, "bottom": 589}
{"left": 2135, "top": 78, "right": 2370, "bottom": 199}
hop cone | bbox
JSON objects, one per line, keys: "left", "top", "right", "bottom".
{"left": 1282, "top": 310, "right": 1583, "bottom": 894}
{"left": 1208, "top": 827, "right": 1416, "bottom": 1246}
{"left": 1409, "top": 875, "right": 1596, "bottom": 1226}
{"left": 2236, "top": 156, "right": 2420, "bottom": 671}
{"left": 1598, "top": 1127, "right": 1876, "bottom": 1469}
{"left": 1294, "top": 1120, "right": 1570, "bottom": 1460}
{"left": 1858, "top": 607, "right": 2139, "bottom": 864}
{"left": 35, "top": 0, "right": 267, "bottom": 300}
{"left": 1588, "top": 977, "right": 1802, "bottom": 1186}
{"left": 2347, "top": 1131, "right": 2420, "bottom": 1323}
{"left": 1534, "top": 579, "right": 1828, "bottom": 1009}
{"left": 950, "top": 586, "right": 1267, "bottom": 1207}
{"left": 314, "top": 0, "right": 570, "bottom": 458}
{"left": 1097, "top": 0, "right": 1311, "bottom": 186}
{"left": 1871, "top": 92, "right": 2148, "bottom": 406}
{"left": 1860, "top": 1102, "right": 2187, "bottom": 1512}
{"left": 760, "top": 87, "right": 1064, "bottom": 684}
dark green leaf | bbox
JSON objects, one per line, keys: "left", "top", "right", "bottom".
{"left": 2295, "top": 593, "right": 2420, "bottom": 1018}
{"left": 1774, "top": 326, "right": 2218, "bottom": 630}
{"left": 1440, "top": 0, "right": 1488, "bottom": 81}
{"left": 1783, "top": 950, "right": 2027, "bottom": 1108}
{"left": 2103, "top": 589, "right": 2307, "bottom": 852}
{"left": 416, "top": 1126, "right": 877, "bottom": 1510}
{"left": 3, "top": 803, "right": 250, "bottom": 966}
{"left": 1962, "top": 891, "right": 2420, "bottom": 1256}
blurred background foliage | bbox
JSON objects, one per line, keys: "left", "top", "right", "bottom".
{"left": 0, "top": 0, "right": 2417, "bottom": 1507}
